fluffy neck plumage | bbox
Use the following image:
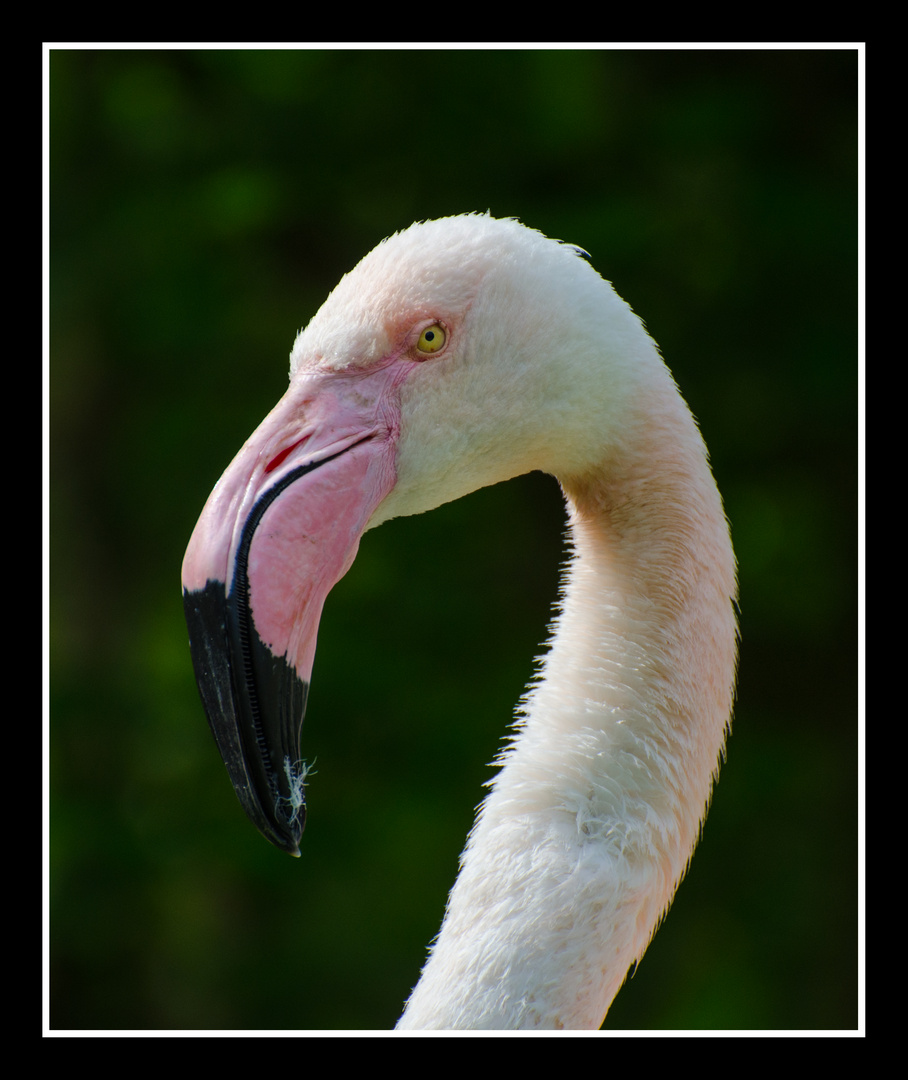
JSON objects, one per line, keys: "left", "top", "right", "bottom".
{"left": 396, "top": 378, "right": 737, "bottom": 1031}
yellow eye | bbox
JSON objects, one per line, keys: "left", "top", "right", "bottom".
{"left": 416, "top": 323, "right": 447, "bottom": 355}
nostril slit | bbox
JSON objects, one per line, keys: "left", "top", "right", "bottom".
{"left": 264, "top": 437, "right": 307, "bottom": 474}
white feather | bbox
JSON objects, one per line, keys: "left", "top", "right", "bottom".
{"left": 294, "top": 214, "right": 738, "bottom": 1029}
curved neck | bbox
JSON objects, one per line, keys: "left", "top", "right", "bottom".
{"left": 397, "top": 391, "right": 737, "bottom": 1031}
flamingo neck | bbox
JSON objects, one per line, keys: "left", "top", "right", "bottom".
{"left": 396, "top": 393, "right": 737, "bottom": 1030}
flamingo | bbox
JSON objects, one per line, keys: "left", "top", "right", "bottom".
{"left": 181, "top": 213, "right": 738, "bottom": 1030}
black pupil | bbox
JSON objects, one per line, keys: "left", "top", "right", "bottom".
{"left": 424, "top": 331, "right": 435, "bottom": 342}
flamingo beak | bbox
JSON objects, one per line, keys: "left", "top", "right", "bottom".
{"left": 181, "top": 363, "right": 403, "bottom": 855}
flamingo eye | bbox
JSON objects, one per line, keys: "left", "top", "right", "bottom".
{"left": 416, "top": 323, "right": 447, "bottom": 355}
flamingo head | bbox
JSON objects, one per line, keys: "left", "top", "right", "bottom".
{"left": 181, "top": 214, "right": 654, "bottom": 854}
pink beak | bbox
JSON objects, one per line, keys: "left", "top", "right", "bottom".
{"left": 181, "top": 359, "right": 408, "bottom": 854}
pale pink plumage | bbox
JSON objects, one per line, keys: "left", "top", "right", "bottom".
{"left": 183, "top": 214, "right": 738, "bottom": 1029}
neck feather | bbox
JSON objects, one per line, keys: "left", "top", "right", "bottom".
{"left": 397, "top": 382, "right": 737, "bottom": 1031}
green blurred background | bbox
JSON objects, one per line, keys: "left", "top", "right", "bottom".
{"left": 49, "top": 48, "right": 858, "bottom": 1031}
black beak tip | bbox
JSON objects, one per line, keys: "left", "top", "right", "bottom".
{"left": 183, "top": 579, "right": 310, "bottom": 858}
{"left": 264, "top": 814, "right": 304, "bottom": 857}
{"left": 229, "top": 773, "right": 305, "bottom": 856}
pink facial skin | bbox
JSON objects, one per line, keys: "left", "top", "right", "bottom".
{"left": 182, "top": 355, "right": 411, "bottom": 688}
